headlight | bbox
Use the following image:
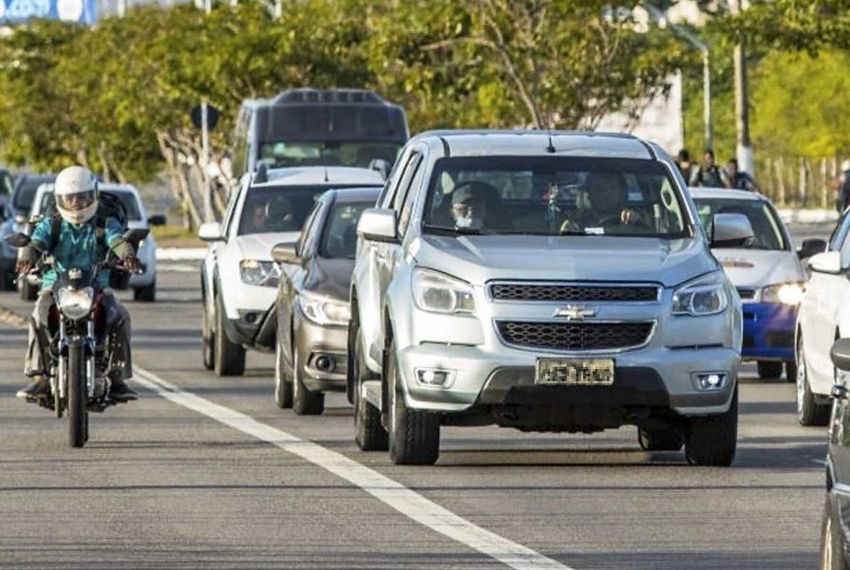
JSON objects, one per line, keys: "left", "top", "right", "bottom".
{"left": 762, "top": 282, "right": 804, "bottom": 305}
{"left": 56, "top": 287, "right": 94, "bottom": 320}
{"left": 672, "top": 272, "right": 729, "bottom": 317}
{"left": 300, "top": 292, "right": 350, "bottom": 326}
{"left": 240, "top": 259, "right": 280, "bottom": 287}
{"left": 412, "top": 268, "right": 476, "bottom": 314}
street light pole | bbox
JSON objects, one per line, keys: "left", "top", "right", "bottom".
{"left": 732, "top": 0, "right": 754, "bottom": 176}
{"left": 644, "top": 4, "right": 713, "bottom": 151}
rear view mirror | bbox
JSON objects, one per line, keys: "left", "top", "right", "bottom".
{"left": 198, "top": 222, "right": 223, "bottom": 242}
{"left": 797, "top": 238, "right": 827, "bottom": 260}
{"left": 711, "top": 213, "right": 754, "bottom": 248}
{"left": 148, "top": 214, "right": 167, "bottom": 226}
{"left": 4, "top": 232, "right": 30, "bottom": 248}
{"left": 809, "top": 251, "right": 842, "bottom": 274}
{"left": 123, "top": 228, "right": 149, "bottom": 246}
{"left": 271, "top": 241, "right": 299, "bottom": 265}
{"left": 357, "top": 208, "right": 397, "bottom": 243}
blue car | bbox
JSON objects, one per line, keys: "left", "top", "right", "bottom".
{"left": 691, "top": 187, "right": 808, "bottom": 381}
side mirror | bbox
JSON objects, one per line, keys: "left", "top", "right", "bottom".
{"left": 809, "top": 251, "right": 842, "bottom": 274}
{"left": 4, "top": 232, "right": 30, "bottom": 248}
{"left": 148, "top": 214, "right": 167, "bottom": 226}
{"left": 798, "top": 238, "right": 827, "bottom": 260}
{"left": 123, "top": 228, "right": 149, "bottom": 246}
{"left": 198, "top": 222, "right": 224, "bottom": 242}
{"left": 357, "top": 208, "right": 397, "bottom": 243}
{"left": 711, "top": 213, "right": 754, "bottom": 248}
{"left": 368, "top": 159, "right": 392, "bottom": 181}
{"left": 271, "top": 241, "right": 300, "bottom": 265}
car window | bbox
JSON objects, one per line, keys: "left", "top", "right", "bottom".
{"left": 694, "top": 198, "right": 787, "bottom": 250}
{"left": 422, "top": 156, "right": 689, "bottom": 238}
{"left": 298, "top": 199, "right": 325, "bottom": 257}
{"left": 259, "top": 141, "right": 401, "bottom": 169}
{"left": 318, "top": 201, "right": 373, "bottom": 259}
{"left": 14, "top": 176, "right": 55, "bottom": 212}
{"left": 238, "top": 185, "right": 329, "bottom": 236}
{"left": 379, "top": 150, "right": 418, "bottom": 209}
{"left": 392, "top": 153, "right": 422, "bottom": 213}
{"left": 398, "top": 160, "right": 426, "bottom": 237}
{"left": 829, "top": 210, "right": 850, "bottom": 251}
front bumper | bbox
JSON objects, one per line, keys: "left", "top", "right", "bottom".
{"left": 741, "top": 302, "right": 796, "bottom": 361}
{"left": 295, "top": 316, "right": 348, "bottom": 393}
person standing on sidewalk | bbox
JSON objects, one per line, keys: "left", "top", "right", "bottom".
{"left": 837, "top": 160, "right": 850, "bottom": 213}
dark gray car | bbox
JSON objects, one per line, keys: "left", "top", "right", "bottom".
{"left": 272, "top": 187, "right": 380, "bottom": 415}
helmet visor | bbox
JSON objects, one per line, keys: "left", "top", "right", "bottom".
{"left": 56, "top": 190, "right": 96, "bottom": 212}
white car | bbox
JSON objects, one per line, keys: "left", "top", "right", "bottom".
{"left": 24, "top": 182, "right": 164, "bottom": 302}
{"left": 796, "top": 209, "right": 850, "bottom": 426}
{"left": 690, "top": 188, "right": 807, "bottom": 381}
{"left": 199, "top": 166, "right": 384, "bottom": 377}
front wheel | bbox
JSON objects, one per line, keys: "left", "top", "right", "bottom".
{"left": 201, "top": 297, "right": 214, "bottom": 370}
{"left": 353, "top": 326, "right": 387, "bottom": 451}
{"left": 797, "top": 339, "right": 831, "bottom": 426}
{"left": 133, "top": 279, "right": 156, "bottom": 302}
{"left": 757, "top": 361, "right": 783, "bottom": 380}
{"left": 638, "top": 427, "right": 683, "bottom": 452}
{"left": 386, "top": 338, "right": 440, "bottom": 465}
{"left": 292, "top": 351, "right": 324, "bottom": 415}
{"left": 213, "top": 294, "right": 245, "bottom": 377}
{"left": 67, "top": 341, "right": 88, "bottom": 448}
{"left": 685, "top": 384, "right": 738, "bottom": 466}
{"left": 274, "top": 340, "right": 292, "bottom": 409}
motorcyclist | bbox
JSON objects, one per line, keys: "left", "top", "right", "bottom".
{"left": 15, "top": 166, "right": 141, "bottom": 402}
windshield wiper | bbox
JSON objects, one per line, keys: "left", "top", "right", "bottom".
{"left": 422, "top": 224, "right": 489, "bottom": 236}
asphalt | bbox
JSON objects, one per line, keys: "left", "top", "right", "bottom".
{"left": 0, "top": 222, "right": 835, "bottom": 569}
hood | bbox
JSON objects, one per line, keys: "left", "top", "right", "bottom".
{"left": 236, "top": 231, "right": 301, "bottom": 261}
{"left": 412, "top": 235, "right": 717, "bottom": 287}
{"left": 303, "top": 257, "right": 354, "bottom": 302}
{"left": 714, "top": 249, "right": 805, "bottom": 288}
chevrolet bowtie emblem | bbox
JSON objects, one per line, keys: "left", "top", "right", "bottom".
{"left": 553, "top": 306, "right": 596, "bottom": 320}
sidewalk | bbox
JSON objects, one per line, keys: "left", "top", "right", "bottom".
{"left": 775, "top": 208, "right": 839, "bottom": 224}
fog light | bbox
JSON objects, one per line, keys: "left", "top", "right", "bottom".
{"left": 416, "top": 368, "right": 452, "bottom": 387}
{"left": 315, "top": 355, "right": 335, "bottom": 372}
{"left": 244, "top": 312, "right": 257, "bottom": 324}
{"left": 693, "top": 372, "right": 727, "bottom": 391}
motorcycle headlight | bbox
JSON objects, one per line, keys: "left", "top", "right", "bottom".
{"left": 672, "top": 272, "right": 729, "bottom": 317}
{"left": 56, "top": 287, "right": 94, "bottom": 320}
{"left": 762, "top": 282, "right": 805, "bottom": 305}
{"left": 300, "top": 292, "right": 350, "bottom": 326}
{"left": 412, "top": 268, "right": 476, "bottom": 314}
{"left": 240, "top": 259, "right": 280, "bottom": 288}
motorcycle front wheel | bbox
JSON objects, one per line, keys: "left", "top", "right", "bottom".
{"left": 67, "top": 339, "right": 88, "bottom": 448}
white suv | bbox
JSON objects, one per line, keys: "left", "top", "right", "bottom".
{"left": 349, "top": 130, "right": 746, "bottom": 466}
{"left": 200, "top": 166, "right": 384, "bottom": 376}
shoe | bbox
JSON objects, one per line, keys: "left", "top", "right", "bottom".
{"left": 16, "top": 377, "right": 50, "bottom": 401}
{"left": 109, "top": 381, "right": 137, "bottom": 402}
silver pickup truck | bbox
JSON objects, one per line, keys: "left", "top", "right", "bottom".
{"left": 348, "top": 130, "right": 748, "bottom": 466}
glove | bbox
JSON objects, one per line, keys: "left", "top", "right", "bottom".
{"left": 122, "top": 256, "right": 142, "bottom": 273}
{"left": 16, "top": 260, "right": 32, "bottom": 275}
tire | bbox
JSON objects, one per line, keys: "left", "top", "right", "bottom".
{"left": 213, "top": 294, "right": 245, "bottom": 377}
{"left": 386, "top": 338, "right": 440, "bottom": 465}
{"left": 638, "top": 427, "right": 683, "bottom": 452}
{"left": 201, "top": 297, "right": 214, "bottom": 370}
{"left": 757, "top": 361, "right": 783, "bottom": 379}
{"left": 353, "top": 326, "right": 387, "bottom": 451}
{"left": 821, "top": 498, "right": 846, "bottom": 570}
{"left": 19, "top": 278, "right": 37, "bottom": 301}
{"left": 785, "top": 361, "right": 797, "bottom": 384}
{"left": 685, "top": 384, "right": 738, "bottom": 466}
{"left": 292, "top": 351, "right": 324, "bottom": 415}
{"left": 274, "top": 340, "right": 292, "bottom": 409}
{"left": 797, "top": 338, "right": 831, "bottom": 427}
{"left": 67, "top": 341, "right": 88, "bottom": 448}
{"left": 133, "top": 279, "right": 156, "bottom": 302}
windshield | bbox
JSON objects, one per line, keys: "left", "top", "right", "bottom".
{"left": 40, "top": 190, "right": 142, "bottom": 221}
{"left": 14, "top": 177, "right": 54, "bottom": 212}
{"left": 422, "top": 157, "right": 689, "bottom": 238}
{"left": 259, "top": 141, "right": 401, "bottom": 169}
{"left": 318, "top": 201, "right": 373, "bottom": 259}
{"left": 238, "top": 186, "right": 336, "bottom": 236}
{"left": 695, "top": 197, "right": 787, "bottom": 250}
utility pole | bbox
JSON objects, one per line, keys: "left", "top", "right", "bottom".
{"left": 201, "top": 0, "right": 212, "bottom": 222}
{"left": 732, "top": 0, "right": 754, "bottom": 176}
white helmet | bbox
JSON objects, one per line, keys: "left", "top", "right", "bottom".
{"left": 55, "top": 166, "right": 98, "bottom": 225}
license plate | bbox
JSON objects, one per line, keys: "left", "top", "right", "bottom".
{"left": 535, "top": 358, "right": 615, "bottom": 386}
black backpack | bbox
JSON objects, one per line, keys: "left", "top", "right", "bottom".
{"left": 47, "top": 190, "right": 129, "bottom": 252}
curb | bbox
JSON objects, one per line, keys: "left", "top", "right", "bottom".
{"left": 776, "top": 209, "right": 839, "bottom": 224}
{"left": 156, "top": 248, "right": 206, "bottom": 262}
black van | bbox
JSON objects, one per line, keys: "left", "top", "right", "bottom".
{"left": 229, "top": 88, "right": 408, "bottom": 182}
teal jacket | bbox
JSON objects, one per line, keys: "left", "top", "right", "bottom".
{"left": 29, "top": 217, "right": 132, "bottom": 291}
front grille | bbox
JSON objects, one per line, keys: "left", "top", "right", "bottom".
{"left": 489, "top": 283, "right": 659, "bottom": 303}
{"left": 737, "top": 288, "right": 757, "bottom": 301}
{"left": 496, "top": 321, "right": 654, "bottom": 351}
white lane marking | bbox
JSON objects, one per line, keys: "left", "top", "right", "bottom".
{"left": 813, "top": 459, "right": 828, "bottom": 466}
{"left": 133, "top": 367, "right": 571, "bottom": 570}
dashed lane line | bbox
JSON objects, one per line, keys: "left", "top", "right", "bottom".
{"left": 133, "top": 367, "right": 572, "bottom": 570}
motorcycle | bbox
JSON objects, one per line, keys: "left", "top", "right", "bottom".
{"left": 5, "top": 229, "right": 147, "bottom": 448}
